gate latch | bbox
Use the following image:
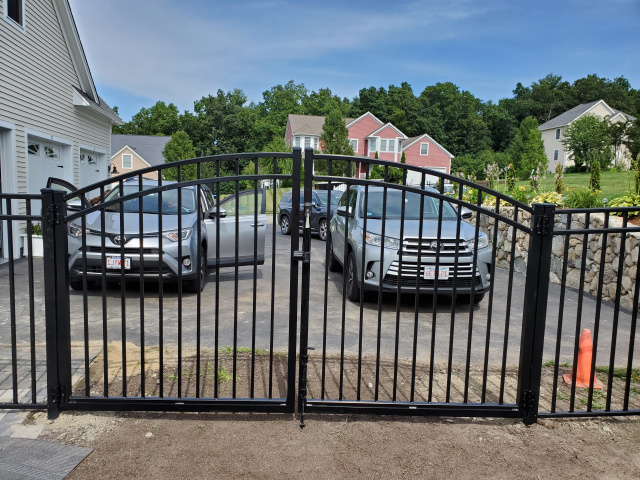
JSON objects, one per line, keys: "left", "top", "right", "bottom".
{"left": 293, "top": 251, "right": 310, "bottom": 264}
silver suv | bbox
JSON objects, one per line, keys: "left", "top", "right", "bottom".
{"left": 328, "top": 186, "right": 492, "bottom": 303}
{"left": 64, "top": 178, "right": 266, "bottom": 292}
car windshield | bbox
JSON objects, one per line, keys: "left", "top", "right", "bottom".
{"left": 104, "top": 184, "right": 197, "bottom": 215}
{"left": 315, "top": 190, "right": 343, "bottom": 205}
{"left": 361, "top": 190, "right": 458, "bottom": 220}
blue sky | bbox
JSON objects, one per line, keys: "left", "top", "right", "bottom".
{"left": 68, "top": 0, "right": 640, "bottom": 122}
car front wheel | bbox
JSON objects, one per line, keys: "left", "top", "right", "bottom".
{"left": 327, "top": 231, "right": 341, "bottom": 272}
{"left": 346, "top": 251, "right": 360, "bottom": 302}
{"left": 184, "top": 247, "right": 206, "bottom": 293}
{"left": 318, "top": 218, "right": 328, "bottom": 241}
{"left": 280, "top": 215, "right": 291, "bottom": 235}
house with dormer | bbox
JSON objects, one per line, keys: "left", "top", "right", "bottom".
{"left": 538, "top": 100, "right": 635, "bottom": 171}
{"left": 0, "top": 0, "right": 122, "bottom": 258}
{"left": 285, "top": 112, "right": 452, "bottom": 185}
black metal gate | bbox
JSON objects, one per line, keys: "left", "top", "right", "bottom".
{"left": 1, "top": 148, "right": 638, "bottom": 425}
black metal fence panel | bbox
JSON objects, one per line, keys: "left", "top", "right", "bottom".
{"left": 2, "top": 149, "right": 639, "bottom": 425}
{"left": 0, "top": 194, "right": 47, "bottom": 409}
{"left": 44, "top": 153, "right": 300, "bottom": 415}
{"left": 538, "top": 208, "right": 640, "bottom": 419}
{"left": 298, "top": 150, "right": 541, "bottom": 421}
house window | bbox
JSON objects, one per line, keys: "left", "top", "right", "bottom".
{"left": 28, "top": 143, "right": 39, "bottom": 156}
{"left": 6, "top": 0, "right": 24, "bottom": 26}
{"left": 420, "top": 142, "right": 429, "bottom": 156}
{"left": 304, "top": 137, "right": 311, "bottom": 149}
{"left": 387, "top": 139, "right": 395, "bottom": 153}
{"left": 349, "top": 139, "right": 358, "bottom": 153}
{"left": 380, "top": 139, "right": 387, "bottom": 152}
{"left": 553, "top": 150, "right": 559, "bottom": 161}
{"left": 122, "top": 154, "right": 133, "bottom": 169}
{"left": 294, "top": 136, "right": 301, "bottom": 147}
{"left": 313, "top": 137, "right": 318, "bottom": 150}
{"left": 44, "top": 145, "right": 59, "bottom": 159}
{"left": 556, "top": 129, "right": 561, "bottom": 140}
{"left": 369, "top": 138, "right": 377, "bottom": 153}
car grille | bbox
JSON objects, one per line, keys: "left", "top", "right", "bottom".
{"left": 87, "top": 246, "right": 159, "bottom": 255}
{"left": 383, "top": 257, "right": 480, "bottom": 289}
{"left": 83, "top": 265, "right": 172, "bottom": 276}
{"left": 402, "top": 237, "right": 472, "bottom": 258}
{"left": 383, "top": 275, "right": 481, "bottom": 289}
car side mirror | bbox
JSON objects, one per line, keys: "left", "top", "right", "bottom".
{"left": 460, "top": 207, "right": 473, "bottom": 220}
{"left": 335, "top": 206, "right": 352, "bottom": 218}
{"left": 209, "top": 207, "right": 227, "bottom": 219}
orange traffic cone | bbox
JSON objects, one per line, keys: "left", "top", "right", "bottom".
{"left": 563, "top": 329, "right": 603, "bottom": 389}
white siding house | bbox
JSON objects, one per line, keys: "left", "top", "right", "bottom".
{"left": 0, "top": 0, "right": 122, "bottom": 257}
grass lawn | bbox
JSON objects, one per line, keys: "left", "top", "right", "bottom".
{"left": 514, "top": 170, "right": 637, "bottom": 200}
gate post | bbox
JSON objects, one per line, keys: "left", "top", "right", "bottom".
{"left": 42, "top": 189, "right": 71, "bottom": 419}
{"left": 517, "top": 203, "right": 555, "bottom": 425}
{"left": 297, "top": 148, "right": 314, "bottom": 427}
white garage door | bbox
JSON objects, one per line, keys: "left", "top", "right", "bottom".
{"left": 27, "top": 139, "right": 70, "bottom": 194}
{"left": 407, "top": 167, "right": 447, "bottom": 187}
{"left": 80, "top": 151, "right": 105, "bottom": 197}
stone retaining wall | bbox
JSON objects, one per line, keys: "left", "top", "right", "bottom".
{"left": 472, "top": 208, "right": 640, "bottom": 312}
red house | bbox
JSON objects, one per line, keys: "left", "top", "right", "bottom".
{"left": 285, "top": 112, "right": 453, "bottom": 185}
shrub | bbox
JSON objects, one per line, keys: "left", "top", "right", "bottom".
{"left": 31, "top": 222, "right": 42, "bottom": 236}
{"left": 482, "top": 195, "right": 512, "bottom": 207}
{"left": 607, "top": 194, "right": 640, "bottom": 217}
{"left": 530, "top": 166, "right": 541, "bottom": 192}
{"left": 564, "top": 187, "right": 603, "bottom": 208}
{"left": 506, "top": 163, "right": 516, "bottom": 192}
{"left": 590, "top": 160, "right": 601, "bottom": 190}
{"left": 508, "top": 185, "right": 533, "bottom": 204}
{"left": 554, "top": 164, "right": 565, "bottom": 194}
{"left": 531, "top": 191, "right": 564, "bottom": 206}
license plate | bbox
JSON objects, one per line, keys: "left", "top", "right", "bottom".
{"left": 424, "top": 266, "right": 449, "bottom": 280}
{"left": 106, "top": 255, "right": 131, "bottom": 270}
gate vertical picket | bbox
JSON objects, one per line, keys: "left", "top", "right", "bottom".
{"left": 42, "top": 188, "right": 72, "bottom": 419}
{"left": 517, "top": 203, "right": 555, "bottom": 425}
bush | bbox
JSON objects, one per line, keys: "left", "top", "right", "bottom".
{"left": 554, "top": 164, "right": 565, "bottom": 194}
{"left": 482, "top": 195, "right": 512, "bottom": 207}
{"left": 531, "top": 191, "right": 564, "bottom": 206}
{"left": 508, "top": 185, "right": 533, "bottom": 204}
{"left": 564, "top": 187, "right": 603, "bottom": 208}
{"left": 31, "top": 222, "right": 42, "bottom": 236}
{"left": 607, "top": 194, "right": 640, "bottom": 217}
{"left": 563, "top": 164, "right": 588, "bottom": 174}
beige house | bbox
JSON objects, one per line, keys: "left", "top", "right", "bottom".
{"left": 538, "top": 100, "right": 635, "bottom": 171}
{"left": 110, "top": 134, "right": 172, "bottom": 181}
{"left": 0, "top": 0, "right": 122, "bottom": 258}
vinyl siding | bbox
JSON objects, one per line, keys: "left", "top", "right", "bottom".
{"left": 112, "top": 147, "right": 158, "bottom": 180}
{"left": 0, "top": 0, "right": 111, "bottom": 200}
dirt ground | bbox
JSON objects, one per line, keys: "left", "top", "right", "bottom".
{"left": 26, "top": 347, "right": 640, "bottom": 479}
{"left": 31, "top": 409, "right": 640, "bottom": 479}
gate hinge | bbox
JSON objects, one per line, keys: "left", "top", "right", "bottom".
{"left": 522, "top": 389, "right": 536, "bottom": 413}
{"left": 534, "top": 216, "right": 552, "bottom": 236}
{"left": 46, "top": 204, "right": 62, "bottom": 225}
{"left": 49, "top": 385, "right": 66, "bottom": 404}
{"left": 293, "top": 251, "right": 310, "bottom": 264}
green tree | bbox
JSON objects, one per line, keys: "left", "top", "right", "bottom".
{"left": 480, "top": 102, "right": 518, "bottom": 152}
{"left": 608, "top": 120, "right": 629, "bottom": 167}
{"left": 255, "top": 81, "right": 308, "bottom": 143}
{"left": 508, "top": 116, "right": 547, "bottom": 178}
{"left": 114, "top": 101, "right": 181, "bottom": 135}
{"left": 625, "top": 121, "right": 640, "bottom": 164}
{"left": 417, "top": 82, "right": 491, "bottom": 157}
{"left": 387, "top": 82, "right": 420, "bottom": 137}
{"left": 500, "top": 74, "right": 572, "bottom": 125}
{"left": 562, "top": 115, "right": 612, "bottom": 171}
{"left": 162, "top": 131, "right": 197, "bottom": 181}
{"left": 317, "top": 106, "right": 354, "bottom": 176}
{"left": 301, "top": 88, "right": 350, "bottom": 117}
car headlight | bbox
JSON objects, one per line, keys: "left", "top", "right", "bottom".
{"left": 365, "top": 232, "right": 400, "bottom": 250}
{"left": 162, "top": 228, "right": 192, "bottom": 242}
{"left": 68, "top": 223, "right": 83, "bottom": 238}
{"left": 465, "top": 232, "right": 489, "bottom": 251}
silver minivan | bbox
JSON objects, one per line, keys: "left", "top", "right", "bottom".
{"left": 56, "top": 178, "right": 266, "bottom": 292}
{"left": 328, "top": 186, "right": 492, "bottom": 303}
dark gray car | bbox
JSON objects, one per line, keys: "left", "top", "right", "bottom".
{"left": 277, "top": 189, "right": 343, "bottom": 241}
{"left": 328, "top": 186, "right": 492, "bottom": 303}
